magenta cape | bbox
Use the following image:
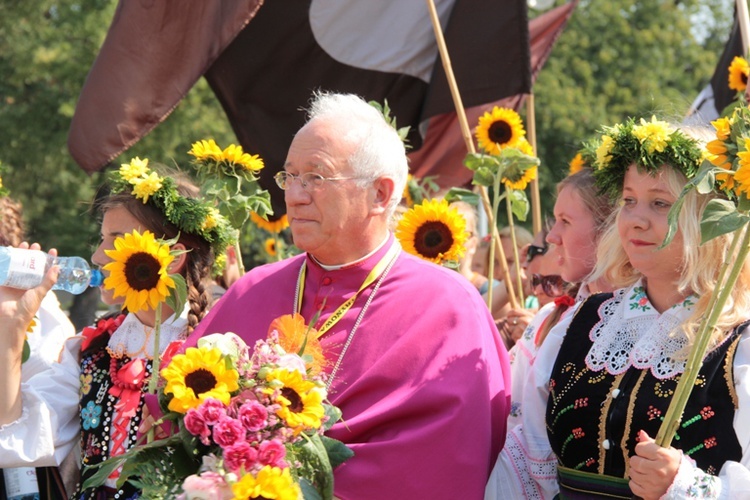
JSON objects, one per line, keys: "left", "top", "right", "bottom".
{"left": 186, "top": 238, "right": 510, "bottom": 499}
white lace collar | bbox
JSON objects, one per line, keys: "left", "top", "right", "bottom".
{"left": 586, "top": 279, "right": 696, "bottom": 379}
{"left": 107, "top": 309, "right": 189, "bottom": 360}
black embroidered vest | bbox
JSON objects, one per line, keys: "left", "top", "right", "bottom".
{"left": 75, "top": 331, "right": 148, "bottom": 500}
{"left": 546, "top": 293, "right": 743, "bottom": 479}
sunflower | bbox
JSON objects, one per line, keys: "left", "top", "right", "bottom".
{"left": 222, "top": 144, "right": 264, "bottom": 173}
{"left": 706, "top": 139, "right": 731, "bottom": 169}
{"left": 502, "top": 165, "right": 538, "bottom": 191}
{"left": 632, "top": 116, "right": 671, "bottom": 154}
{"left": 201, "top": 207, "right": 220, "bottom": 232}
{"left": 103, "top": 230, "right": 176, "bottom": 313}
{"left": 266, "top": 368, "right": 325, "bottom": 432}
{"left": 130, "top": 171, "right": 164, "bottom": 204}
{"left": 734, "top": 162, "right": 750, "bottom": 198}
{"left": 396, "top": 198, "right": 468, "bottom": 264}
{"left": 729, "top": 56, "right": 749, "bottom": 92}
{"left": 712, "top": 117, "right": 732, "bottom": 141}
{"left": 188, "top": 139, "right": 223, "bottom": 163}
{"left": 402, "top": 174, "right": 415, "bottom": 207}
{"left": 568, "top": 152, "right": 585, "bottom": 175}
{"left": 162, "top": 346, "right": 240, "bottom": 413}
{"left": 264, "top": 238, "right": 277, "bottom": 257}
{"left": 119, "top": 157, "right": 150, "bottom": 181}
{"left": 231, "top": 466, "right": 300, "bottom": 500}
{"left": 251, "top": 212, "right": 289, "bottom": 233}
{"left": 475, "top": 107, "right": 525, "bottom": 155}
{"left": 269, "top": 314, "right": 326, "bottom": 375}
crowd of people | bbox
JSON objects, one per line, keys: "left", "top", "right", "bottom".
{"left": 1, "top": 90, "right": 749, "bottom": 499}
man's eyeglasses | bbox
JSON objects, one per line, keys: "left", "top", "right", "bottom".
{"left": 526, "top": 244, "right": 548, "bottom": 263}
{"left": 274, "top": 171, "right": 358, "bottom": 191}
{"left": 531, "top": 274, "right": 567, "bottom": 297}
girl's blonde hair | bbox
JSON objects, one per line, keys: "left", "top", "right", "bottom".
{"left": 589, "top": 164, "right": 750, "bottom": 354}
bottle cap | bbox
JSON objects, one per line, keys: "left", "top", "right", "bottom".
{"left": 89, "top": 269, "right": 104, "bottom": 288}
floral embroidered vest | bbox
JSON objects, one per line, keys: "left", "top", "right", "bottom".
{"left": 75, "top": 315, "right": 146, "bottom": 500}
{"left": 546, "top": 293, "right": 743, "bottom": 478}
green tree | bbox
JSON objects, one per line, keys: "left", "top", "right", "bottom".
{"left": 530, "top": 0, "right": 733, "bottom": 216}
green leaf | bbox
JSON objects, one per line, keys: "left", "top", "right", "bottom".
{"left": 738, "top": 194, "right": 750, "bottom": 213}
{"left": 81, "top": 456, "right": 128, "bottom": 490}
{"left": 692, "top": 164, "right": 717, "bottom": 195}
{"left": 443, "top": 187, "right": 479, "bottom": 206}
{"left": 472, "top": 168, "right": 495, "bottom": 187}
{"left": 322, "top": 404, "right": 342, "bottom": 432}
{"left": 321, "top": 435, "right": 355, "bottom": 469}
{"left": 21, "top": 339, "right": 30, "bottom": 364}
{"left": 300, "top": 479, "right": 324, "bottom": 500}
{"left": 661, "top": 181, "right": 693, "bottom": 248}
{"left": 166, "top": 273, "right": 187, "bottom": 318}
{"left": 700, "top": 199, "right": 750, "bottom": 244}
{"left": 509, "top": 190, "right": 530, "bottom": 222}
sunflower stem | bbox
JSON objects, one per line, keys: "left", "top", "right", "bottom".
{"left": 655, "top": 223, "right": 750, "bottom": 447}
{"left": 486, "top": 175, "right": 503, "bottom": 310}
{"left": 504, "top": 190, "right": 525, "bottom": 307}
{"left": 234, "top": 234, "right": 245, "bottom": 277}
{"left": 146, "top": 303, "right": 163, "bottom": 444}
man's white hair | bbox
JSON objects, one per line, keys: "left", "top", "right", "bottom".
{"left": 306, "top": 91, "right": 409, "bottom": 217}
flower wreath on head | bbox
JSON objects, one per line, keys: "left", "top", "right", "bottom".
{"left": 109, "top": 157, "right": 236, "bottom": 268}
{"left": 591, "top": 116, "right": 703, "bottom": 198}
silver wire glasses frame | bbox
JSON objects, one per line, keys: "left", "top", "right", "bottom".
{"left": 274, "top": 171, "right": 359, "bottom": 190}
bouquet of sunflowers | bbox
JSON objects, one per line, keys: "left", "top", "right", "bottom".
{"left": 83, "top": 315, "right": 352, "bottom": 499}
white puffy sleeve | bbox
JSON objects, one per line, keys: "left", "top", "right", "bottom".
{"left": 664, "top": 329, "right": 750, "bottom": 499}
{"left": 486, "top": 300, "right": 584, "bottom": 499}
{"left": 0, "top": 335, "right": 81, "bottom": 467}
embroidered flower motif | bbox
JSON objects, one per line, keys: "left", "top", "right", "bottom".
{"left": 686, "top": 474, "right": 719, "bottom": 497}
{"left": 574, "top": 397, "right": 588, "bottom": 409}
{"left": 700, "top": 406, "right": 714, "bottom": 420}
{"left": 704, "top": 437, "right": 717, "bottom": 448}
{"left": 647, "top": 405, "right": 662, "bottom": 420}
{"left": 80, "top": 373, "right": 93, "bottom": 396}
{"left": 572, "top": 428, "right": 585, "bottom": 439}
{"left": 81, "top": 401, "right": 102, "bottom": 430}
{"left": 628, "top": 286, "right": 652, "bottom": 312}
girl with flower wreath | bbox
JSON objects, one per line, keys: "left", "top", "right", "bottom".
{"left": 0, "top": 161, "right": 233, "bottom": 499}
{"left": 486, "top": 118, "right": 750, "bottom": 499}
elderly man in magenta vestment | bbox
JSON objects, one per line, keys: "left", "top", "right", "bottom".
{"left": 186, "top": 92, "right": 510, "bottom": 499}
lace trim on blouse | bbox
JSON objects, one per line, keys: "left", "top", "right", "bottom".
{"left": 107, "top": 310, "right": 188, "bottom": 360}
{"left": 586, "top": 280, "right": 696, "bottom": 380}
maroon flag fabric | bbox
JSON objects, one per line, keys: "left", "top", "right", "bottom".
{"left": 68, "top": 0, "right": 531, "bottom": 214}
{"left": 409, "top": 1, "right": 579, "bottom": 187}
{"left": 68, "top": 0, "right": 263, "bottom": 172}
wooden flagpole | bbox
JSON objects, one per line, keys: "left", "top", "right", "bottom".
{"left": 424, "top": 0, "right": 519, "bottom": 310}
{"left": 526, "top": 93, "right": 542, "bottom": 235}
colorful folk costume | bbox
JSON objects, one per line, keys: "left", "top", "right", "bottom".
{"left": 487, "top": 118, "right": 750, "bottom": 498}
{"left": 186, "top": 234, "right": 511, "bottom": 499}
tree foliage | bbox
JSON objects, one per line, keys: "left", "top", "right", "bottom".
{"left": 0, "top": 0, "right": 737, "bottom": 267}
{"left": 530, "top": 0, "right": 733, "bottom": 216}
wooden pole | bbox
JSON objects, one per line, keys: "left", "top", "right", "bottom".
{"left": 425, "top": 0, "right": 519, "bottom": 309}
{"left": 526, "top": 94, "right": 542, "bottom": 235}
{"left": 737, "top": 0, "right": 750, "bottom": 55}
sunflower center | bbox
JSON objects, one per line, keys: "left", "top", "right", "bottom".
{"left": 489, "top": 121, "right": 513, "bottom": 145}
{"left": 414, "top": 221, "right": 454, "bottom": 258}
{"left": 185, "top": 369, "right": 217, "bottom": 396}
{"left": 124, "top": 252, "right": 162, "bottom": 291}
{"left": 743, "top": 73, "right": 748, "bottom": 85}
{"left": 281, "top": 387, "right": 303, "bottom": 413}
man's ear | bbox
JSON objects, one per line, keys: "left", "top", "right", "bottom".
{"left": 168, "top": 242, "right": 188, "bottom": 274}
{"left": 371, "top": 176, "right": 395, "bottom": 215}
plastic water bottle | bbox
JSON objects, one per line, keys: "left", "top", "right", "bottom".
{"left": 2, "top": 467, "right": 40, "bottom": 500}
{"left": 0, "top": 247, "right": 103, "bottom": 295}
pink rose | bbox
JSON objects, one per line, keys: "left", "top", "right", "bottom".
{"left": 184, "top": 409, "right": 212, "bottom": 445}
{"left": 257, "top": 439, "right": 288, "bottom": 468}
{"left": 222, "top": 441, "right": 258, "bottom": 474}
{"left": 213, "top": 416, "right": 245, "bottom": 448}
{"left": 198, "top": 398, "right": 227, "bottom": 425}
{"left": 181, "top": 472, "right": 232, "bottom": 500}
{"left": 638, "top": 297, "right": 648, "bottom": 306}
{"left": 238, "top": 401, "right": 268, "bottom": 432}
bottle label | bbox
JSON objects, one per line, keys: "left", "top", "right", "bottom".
{"left": 5, "top": 249, "right": 45, "bottom": 289}
{"left": 3, "top": 467, "right": 40, "bottom": 499}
